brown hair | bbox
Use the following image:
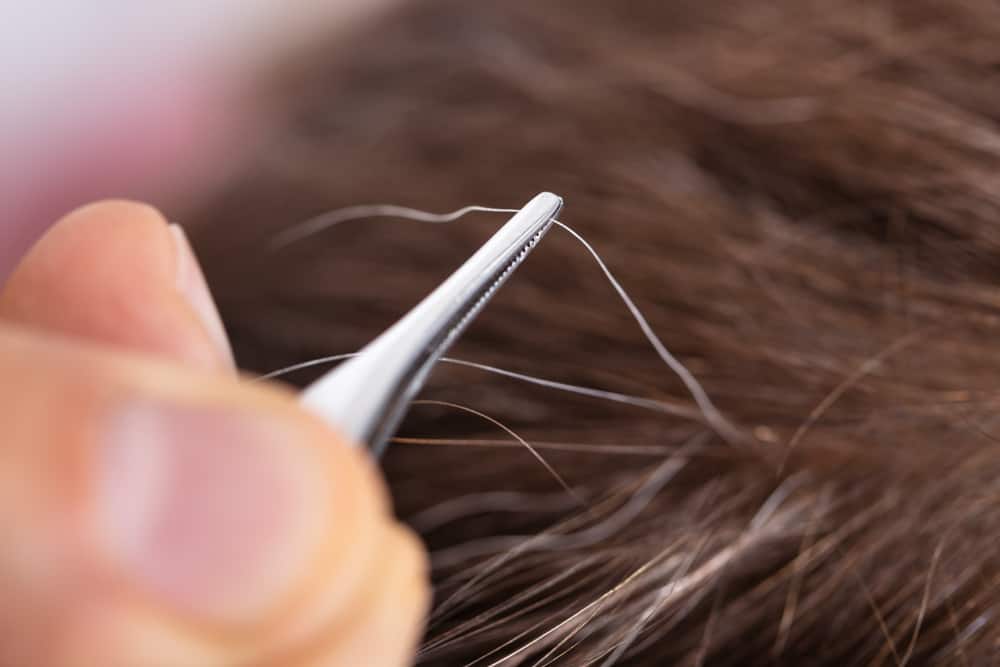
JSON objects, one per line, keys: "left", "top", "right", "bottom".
{"left": 190, "top": 0, "right": 1000, "bottom": 663}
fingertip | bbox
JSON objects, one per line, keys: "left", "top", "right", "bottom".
{"left": 39, "top": 201, "right": 174, "bottom": 269}
{"left": 0, "top": 200, "right": 234, "bottom": 373}
{"left": 60, "top": 199, "right": 168, "bottom": 229}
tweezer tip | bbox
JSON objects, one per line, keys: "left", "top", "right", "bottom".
{"left": 537, "top": 191, "right": 563, "bottom": 206}
{"left": 526, "top": 192, "right": 563, "bottom": 223}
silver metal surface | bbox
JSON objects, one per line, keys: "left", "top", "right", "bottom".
{"left": 299, "top": 192, "right": 563, "bottom": 456}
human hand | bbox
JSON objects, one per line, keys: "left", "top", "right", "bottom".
{"left": 0, "top": 201, "right": 428, "bottom": 665}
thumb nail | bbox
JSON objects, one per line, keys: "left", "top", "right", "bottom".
{"left": 168, "top": 224, "right": 235, "bottom": 371}
{"left": 94, "top": 399, "right": 329, "bottom": 623}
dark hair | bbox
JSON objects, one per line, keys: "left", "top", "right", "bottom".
{"left": 191, "top": 1, "right": 1000, "bottom": 663}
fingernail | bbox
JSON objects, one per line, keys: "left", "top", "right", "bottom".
{"left": 168, "top": 224, "right": 235, "bottom": 371}
{"left": 95, "top": 401, "right": 327, "bottom": 622}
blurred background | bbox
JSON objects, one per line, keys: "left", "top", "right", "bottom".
{"left": 0, "top": 0, "right": 399, "bottom": 279}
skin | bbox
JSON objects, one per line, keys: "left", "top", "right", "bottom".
{"left": 0, "top": 201, "right": 428, "bottom": 666}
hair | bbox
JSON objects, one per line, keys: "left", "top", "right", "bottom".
{"left": 189, "top": 1, "right": 1000, "bottom": 664}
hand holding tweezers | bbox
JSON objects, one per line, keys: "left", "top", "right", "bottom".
{"left": 299, "top": 192, "right": 563, "bottom": 456}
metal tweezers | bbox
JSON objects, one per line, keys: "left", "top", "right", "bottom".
{"left": 299, "top": 192, "right": 563, "bottom": 457}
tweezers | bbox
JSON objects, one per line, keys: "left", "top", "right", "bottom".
{"left": 299, "top": 192, "right": 563, "bottom": 457}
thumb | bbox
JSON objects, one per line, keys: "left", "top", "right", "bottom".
{"left": 0, "top": 324, "right": 428, "bottom": 666}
